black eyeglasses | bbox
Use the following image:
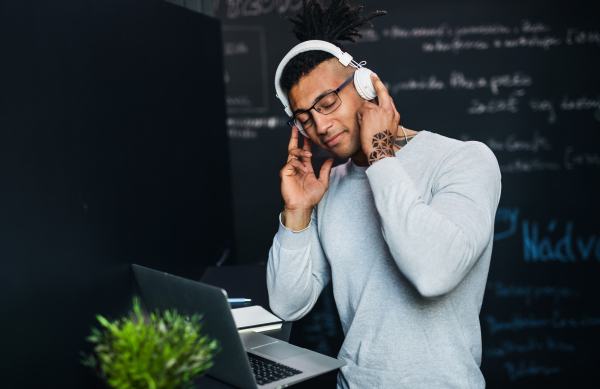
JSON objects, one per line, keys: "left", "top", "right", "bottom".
{"left": 287, "top": 73, "right": 355, "bottom": 132}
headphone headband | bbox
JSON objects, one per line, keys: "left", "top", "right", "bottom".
{"left": 274, "top": 40, "right": 356, "bottom": 117}
{"left": 274, "top": 40, "right": 376, "bottom": 137}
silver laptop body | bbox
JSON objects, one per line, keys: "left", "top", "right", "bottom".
{"left": 132, "top": 264, "right": 345, "bottom": 389}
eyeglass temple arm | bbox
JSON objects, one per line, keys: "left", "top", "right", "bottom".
{"left": 337, "top": 73, "right": 355, "bottom": 92}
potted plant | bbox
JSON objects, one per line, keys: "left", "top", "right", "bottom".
{"left": 82, "top": 298, "right": 219, "bottom": 389}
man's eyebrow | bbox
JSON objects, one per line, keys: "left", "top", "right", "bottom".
{"left": 292, "top": 89, "right": 335, "bottom": 115}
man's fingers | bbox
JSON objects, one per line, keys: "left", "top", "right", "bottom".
{"left": 287, "top": 147, "right": 312, "bottom": 163}
{"left": 288, "top": 127, "right": 299, "bottom": 152}
{"left": 318, "top": 158, "right": 334, "bottom": 189}
{"left": 280, "top": 159, "right": 309, "bottom": 177}
{"left": 300, "top": 137, "right": 313, "bottom": 165}
{"left": 389, "top": 98, "right": 401, "bottom": 124}
{"left": 370, "top": 73, "right": 392, "bottom": 108}
{"left": 302, "top": 137, "right": 312, "bottom": 154}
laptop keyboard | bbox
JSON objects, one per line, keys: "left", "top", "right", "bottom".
{"left": 247, "top": 353, "right": 303, "bottom": 386}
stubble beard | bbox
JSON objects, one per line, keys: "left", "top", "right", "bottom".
{"left": 324, "top": 129, "right": 362, "bottom": 160}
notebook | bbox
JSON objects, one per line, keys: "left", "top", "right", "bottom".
{"left": 232, "top": 306, "right": 283, "bottom": 332}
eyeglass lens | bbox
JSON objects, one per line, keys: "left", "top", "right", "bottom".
{"left": 294, "top": 92, "right": 341, "bottom": 130}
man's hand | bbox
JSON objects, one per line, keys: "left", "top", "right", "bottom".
{"left": 357, "top": 73, "right": 401, "bottom": 165}
{"left": 280, "top": 129, "right": 334, "bottom": 231}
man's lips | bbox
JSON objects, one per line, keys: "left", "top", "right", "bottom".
{"left": 324, "top": 132, "right": 344, "bottom": 147}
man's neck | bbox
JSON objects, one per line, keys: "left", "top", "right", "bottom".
{"left": 351, "top": 126, "right": 419, "bottom": 167}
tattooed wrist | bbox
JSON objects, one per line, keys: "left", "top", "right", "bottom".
{"left": 368, "top": 129, "right": 395, "bottom": 166}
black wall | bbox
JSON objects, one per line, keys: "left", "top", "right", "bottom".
{"left": 0, "top": 1, "right": 233, "bottom": 387}
{"left": 216, "top": 0, "right": 600, "bottom": 387}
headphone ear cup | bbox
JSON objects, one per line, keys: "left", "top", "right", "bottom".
{"left": 353, "top": 67, "right": 377, "bottom": 100}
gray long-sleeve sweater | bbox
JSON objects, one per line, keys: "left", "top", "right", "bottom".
{"left": 267, "top": 131, "right": 501, "bottom": 388}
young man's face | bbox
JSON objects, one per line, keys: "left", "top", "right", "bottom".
{"left": 288, "top": 59, "right": 366, "bottom": 160}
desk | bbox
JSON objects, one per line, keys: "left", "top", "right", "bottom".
{"left": 196, "top": 265, "right": 339, "bottom": 389}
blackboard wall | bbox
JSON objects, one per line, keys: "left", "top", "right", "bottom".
{"left": 217, "top": 0, "right": 600, "bottom": 387}
{"left": 0, "top": 1, "right": 233, "bottom": 387}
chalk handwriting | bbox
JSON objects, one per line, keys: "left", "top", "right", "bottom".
{"left": 485, "top": 339, "right": 543, "bottom": 358}
{"left": 486, "top": 282, "right": 581, "bottom": 306}
{"left": 487, "top": 131, "right": 552, "bottom": 154}
{"left": 218, "top": 0, "right": 303, "bottom": 19}
{"left": 422, "top": 37, "right": 489, "bottom": 54}
{"left": 520, "top": 20, "right": 550, "bottom": 34}
{"left": 226, "top": 116, "right": 288, "bottom": 140}
{"left": 485, "top": 338, "right": 575, "bottom": 358}
{"left": 227, "top": 128, "right": 258, "bottom": 139}
{"left": 486, "top": 311, "right": 600, "bottom": 335}
{"left": 382, "top": 24, "right": 450, "bottom": 39}
{"left": 493, "top": 35, "right": 562, "bottom": 50}
{"left": 449, "top": 71, "right": 532, "bottom": 95}
{"left": 385, "top": 76, "right": 445, "bottom": 93}
{"left": 495, "top": 207, "right": 519, "bottom": 240}
{"left": 486, "top": 313, "right": 549, "bottom": 335}
{"left": 499, "top": 158, "right": 560, "bottom": 173}
{"left": 358, "top": 28, "right": 380, "bottom": 42}
{"left": 223, "top": 41, "right": 249, "bottom": 56}
{"left": 529, "top": 98, "right": 557, "bottom": 124}
{"left": 227, "top": 116, "right": 287, "bottom": 129}
{"left": 523, "top": 219, "right": 600, "bottom": 262}
{"left": 376, "top": 22, "right": 600, "bottom": 56}
{"left": 551, "top": 310, "right": 600, "bottom": 329}
{"left": 564, "top": 147, "right": 600, "bottom": 169}
{"left": 454, "top": 24, "right": 511, "bottom": 37}
{"left": 467, "top": 89, "right": 525, "bottom": 115}
{"left": 566, "top": 28, "right": 600, "bottom": 46}
{"left": 560, "top": 95, "right": 600, "bottom": 121}
{"left": 226, "top": 95, "right": 252, "bottom": 107}
{"left": 504, "top": 360, "right": 561, "bottom": 381}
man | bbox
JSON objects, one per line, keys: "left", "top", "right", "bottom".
{"left": 267, "top": 1, "right": 501, "bottom": 387}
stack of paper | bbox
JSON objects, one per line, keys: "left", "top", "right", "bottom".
{"left": 231, "top": 306, "right": 283, "bottom": 333}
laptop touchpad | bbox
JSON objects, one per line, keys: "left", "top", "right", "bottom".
{"left": 253, "top": 343, "right": 309, "bottom": 360}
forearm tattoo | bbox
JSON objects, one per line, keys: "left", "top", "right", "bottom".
{"left": 394, "top": 133, "right": 417, "bottom": 149}
{"left": 368, "top": 129, "right": 395, "bottom": 165}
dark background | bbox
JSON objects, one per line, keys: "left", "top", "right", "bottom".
{"left": 216, "top": 0, "right": 600, "bottom": 387}
{"left": 1, "top": 0, "right": 599, "bottom": 388}
{"left": 0, "top": 0, "right": 234, "bottom": 387}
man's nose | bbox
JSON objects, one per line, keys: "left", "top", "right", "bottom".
{"left": 312, "top": 113, "right": 333, "bottom": 135}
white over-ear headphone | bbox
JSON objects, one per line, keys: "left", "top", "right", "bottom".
{"left": 274, "top": 40, "right": 377, "bottom": 137}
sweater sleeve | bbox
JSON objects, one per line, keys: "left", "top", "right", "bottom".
{"left": 365, "top": 142, "right": 501, "bottom": 298}
{"left": 267, "top": 209, "right": 331, "bottom": 321}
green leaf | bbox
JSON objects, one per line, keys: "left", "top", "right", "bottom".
{"left": 81, "top": 297, "right": 219, "bottom": 389}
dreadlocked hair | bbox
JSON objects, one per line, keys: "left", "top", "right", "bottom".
{"left": 279, "top": 0, "right": 386, "bottom": 93}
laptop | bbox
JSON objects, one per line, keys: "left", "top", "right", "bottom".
{"left": 132, "top": 264, "right": 345, "bottom": 389}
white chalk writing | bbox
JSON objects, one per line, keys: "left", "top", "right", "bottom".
{"left": 564, "top": 147, "right": 600, "bottom": 169}
{"left": 560, "top": 95, "right": 600, "bottom": 121}
{"left": 449, "top": 71, "right": 532, "bottom": 95}
{"left": 485, "top": 338, "right": 575, "bottom": 358}
{"left": 385, "top": 76, "right": 445, "bottom": 93}
{"left": 467, "top": 89, "right": 525, "bottom": 114}
{"left": 486, "top": 311, "right": 600, "bottom": 335}
{"left": 499, "top": 158, "right": 560, "bottom": 173}
{"left": 504, "top": 360, "right": 561, "bottom": 381}
{"left": 223, "top": 41, "right": 249, "bottom": 55}
{"left": 486, "top": 282, "right": 581, "bottom": 306}
{"left": 566, "top": 28, "right": 600, "bottom": 46}
{"left": 486, "top": 131, "right": 552, "bottom": 153}
{"left": 227, "top": 128, "right": 258, "bottom": 139}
